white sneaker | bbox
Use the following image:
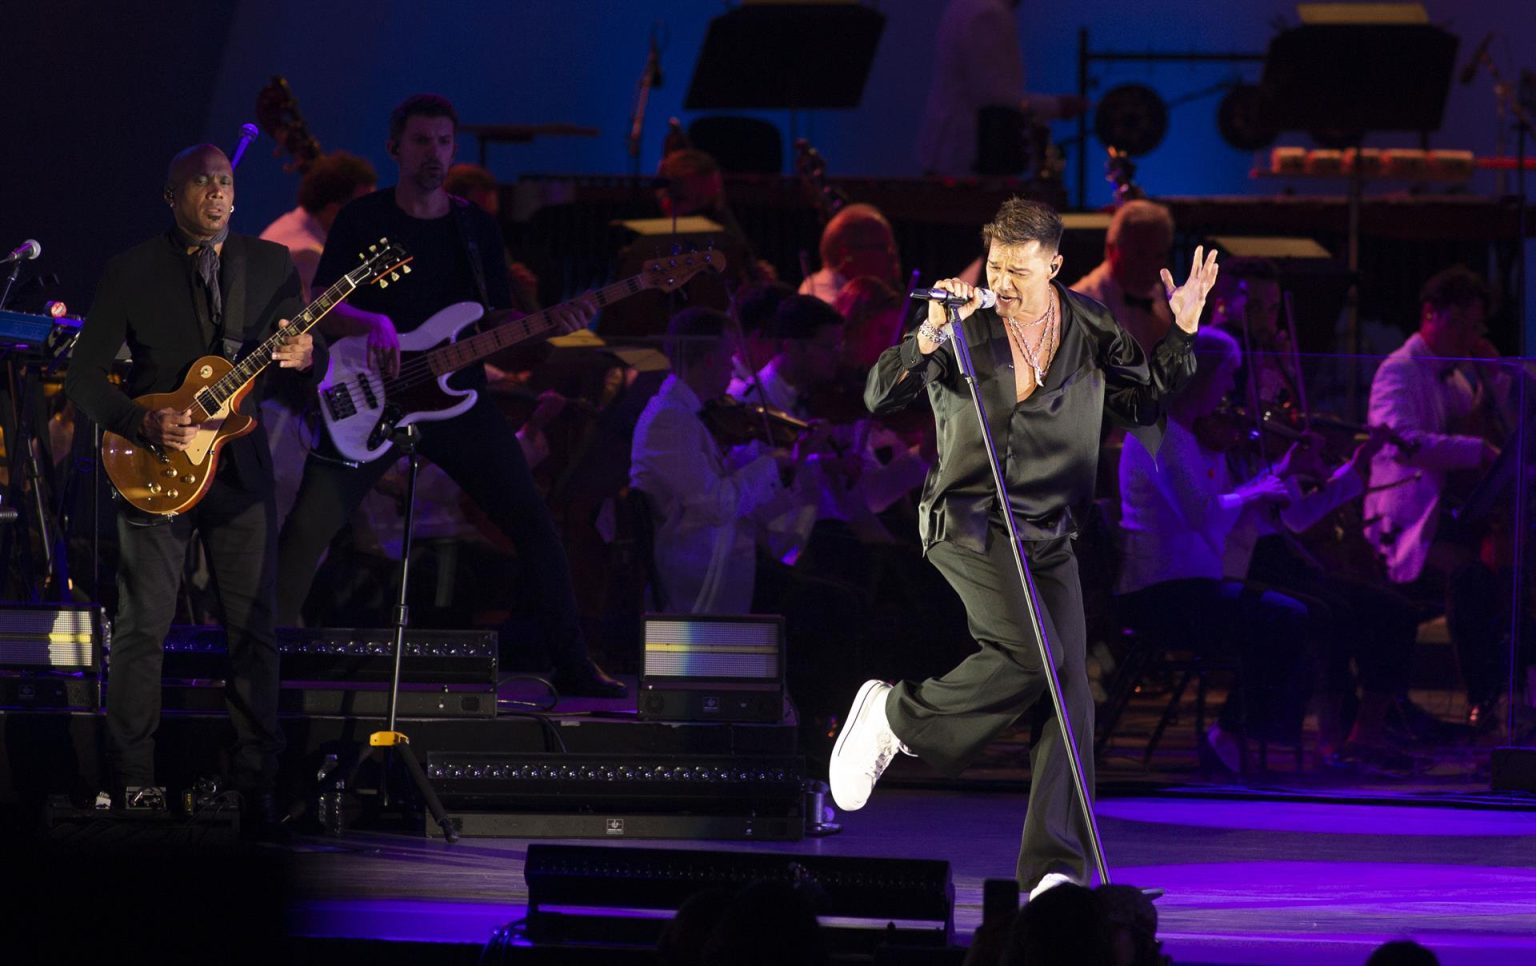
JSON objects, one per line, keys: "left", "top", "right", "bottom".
{"left": 1028, "top": 872, "right": 1082, "bottom": 901}
{"left": 829, "top": 680, "right": 901, "bottom": 811}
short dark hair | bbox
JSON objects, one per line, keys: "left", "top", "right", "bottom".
{"left": 297, "top": 151, "right": 377, "bottom": 213}
{"left": 1420, "top": 266, "right": 1489, "bottom": 315}
{"left": 666, "top": 306, "right": 732, "bottom": 369}
{"left": 735, "top": 281, "right": 794, "bottom": 337}
{"left": 770, "top": 294, "right": 844, "bottom": 342}
{"left": 981, "top": 197, "right": 1064, "bottom": 253}
{"left": 389, "top": 93, "right": 458, "bottom": 146}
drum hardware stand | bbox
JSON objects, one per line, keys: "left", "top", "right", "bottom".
{"left": 945, "top": 303, "right": 1111, "bottom": 885}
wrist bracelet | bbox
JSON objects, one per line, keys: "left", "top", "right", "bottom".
{"left": 919, "top": 320, "right": 949, "bottom": 347}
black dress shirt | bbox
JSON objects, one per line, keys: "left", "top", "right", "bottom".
{"left": 864, "top": 281, "right": 1194, "bottom": 552}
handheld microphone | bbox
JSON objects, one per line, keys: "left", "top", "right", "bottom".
{"left": 230, "top": 122, "right": 260, "bottom": 170}
{"left": 2, "top": 240, "right": 41, "bottom": 264}
{"left": 909, "top": 287, "right": 997, "bottom": 309}
{"left": 1460, "top": 32, "right": 1493, "bottom": 85}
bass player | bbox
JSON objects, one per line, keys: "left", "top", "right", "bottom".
{"left": 273, "top": 93, "right": 625, "bottom": 698}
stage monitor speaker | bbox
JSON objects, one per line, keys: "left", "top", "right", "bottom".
{"left": 524, "top": 843, "right": 953, "bottom": 952}
{"left": 0, "top": 605, "right": 104, "bottom": 710}
{"left": 639, "top": 614, "right": 784, "bottom": 723}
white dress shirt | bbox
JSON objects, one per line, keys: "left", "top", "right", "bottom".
{"left": 259, "top": 206, "right": 326, "bottom": 301}
{"left": 630, "top": 375, "right": 783, "bottom": 613}
{"left": 1070, "top": 261, "right": 1173, "bottom": 356}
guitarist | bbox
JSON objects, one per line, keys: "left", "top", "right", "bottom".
{"left": 275, "top": 93, "right": 625, "bottom": 698}
{"left": 64, "top": 144, "right": 322, "bottom": 832}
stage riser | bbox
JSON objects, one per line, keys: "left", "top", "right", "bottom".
{"left": 445, "top": 812, "right": 802, "bottom": 840}
{"left": 160, "top": 685, "right": 496, "bottom": 719}
{"left": 0, "top": 711, "right": 798, "bottom": 809}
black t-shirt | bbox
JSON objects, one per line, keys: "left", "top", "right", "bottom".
{"left": 313, "top": 188, "right": 511, "bottom": 335}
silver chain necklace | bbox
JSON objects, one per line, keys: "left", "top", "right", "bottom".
{"left": 1004, "top": 294, "right": 1057, "bottom": 386}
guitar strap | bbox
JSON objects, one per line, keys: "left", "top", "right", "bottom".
{"left": 449, "top": 195, "right": 491, "bottom": 310}
{"left": 216, "top": 238, "right": 248, "bottom": 363}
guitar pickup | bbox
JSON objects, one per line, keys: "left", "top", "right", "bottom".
{"left": 356, "top": 373, "right": 379, "bottom": 410}
{"left": 322, "top": 384, "right": 357, "bottom": 420}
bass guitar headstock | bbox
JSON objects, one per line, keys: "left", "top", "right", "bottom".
{"left": 641, "top": 249, "right": 725, "bottom": 293}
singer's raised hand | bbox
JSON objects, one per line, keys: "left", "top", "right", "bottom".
{"left": 1163, "top": 246, "right": 1221, "bottom": 335}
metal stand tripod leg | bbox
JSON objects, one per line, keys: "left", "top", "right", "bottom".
{"left": 947, "top": 305, "right": 1111, "bottom": 885}
{"left": 345, "top": 424, "right": 458, "bottom": 843}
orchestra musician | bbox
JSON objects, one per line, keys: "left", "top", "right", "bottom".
{"left": 273, "top": 93, "right": 624, "bottom": 698}
{"left": 799, "top": 204, "right": 901, "bottom": 305}
{"left": 830, "top": 198, "right": 1216, "bottom": 897}
{"left": 1207, "top": 259, "right": 1428, "bottom": 769}
{"left": 65, "top": 144, "right": 322, "bottom": 832}
{"left": 629, "top": 307, "right": 803, "bottom": 614}
{"left": 1070, "top": 200, "right": 1176, "bottom": 355}
{"left": 1364, "top": 267, "right": 1522, "bottom": 730}
{"left": 259, "top": 150, "right": 378, "bottom": 302}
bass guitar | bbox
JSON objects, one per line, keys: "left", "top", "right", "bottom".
{"left": 318, "top": 249, "right": 724, "bottom": 463}
{"left": 102, "top": 240, "right": 411, "bottom": 515}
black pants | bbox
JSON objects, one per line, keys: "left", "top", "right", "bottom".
{"left": 1116, "top": 577, "right": 1313, "bottom": 743}
{"left": 886, "top": 530, "right": 1094, "bottom": 888}
{"left": 109, "top": 478, "right": 281, "bottom": 791}
{"left": 276, "top": 397, "right": 588, "bottom": 669}
{"left": 1248, "top": 535, "right": 1414, "bottom": 696}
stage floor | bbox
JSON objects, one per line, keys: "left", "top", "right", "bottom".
{"left": 283, "top": 785, "right": 1536, "bottom": 966}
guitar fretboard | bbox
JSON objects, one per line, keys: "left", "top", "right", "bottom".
{"left": 426, "top": 274, "right": 653, "bottom": 377}
{"left": 192, "top": 263, "right": 372, "bottom": 420}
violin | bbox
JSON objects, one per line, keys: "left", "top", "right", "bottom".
{"left": 1194, "top": 401, "right": 1415, "bottom": 464}
{"left": 700, "top": 396, "right": 812, "bottom": 447}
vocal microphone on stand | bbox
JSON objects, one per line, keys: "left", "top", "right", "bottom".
{"left": 229, "top": 122, "right": 260, "bottom": 170}
{"left": 2, "top": 240, "right": 42, "bottom": 264}
{"left": 909, "top": 287, "right": 998, "bottom": 309}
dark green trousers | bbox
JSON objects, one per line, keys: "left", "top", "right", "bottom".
{"left": 887, "top": 529, "right": 1095, "bottom": 887}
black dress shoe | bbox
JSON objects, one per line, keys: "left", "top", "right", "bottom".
{"left": 552, "top": 660, "right": 628, "bottom": 698}
{"left": 241, "top": 791, "right": 293, "bottom": 843}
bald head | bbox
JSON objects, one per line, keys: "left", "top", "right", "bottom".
{"left": 165, "top": 144, "right": 234, "bottom": 242}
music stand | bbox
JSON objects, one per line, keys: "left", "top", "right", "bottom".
{"left": 685, "top": 4, "right": 884, "bottom": 111}
{"left": 1258, "top": 12, "right": 1456, "bottom": 398}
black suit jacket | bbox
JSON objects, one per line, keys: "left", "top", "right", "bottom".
{"left": 66, "top": 231, "right": 326, "bottom": 494}
{"left": 865, "top": 282, "right": 1194, "bottom": 553}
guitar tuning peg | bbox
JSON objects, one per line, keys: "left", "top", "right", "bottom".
{"left": 377, "top": 279, "right": 389, "bottom": 289}
{"left": 369, "top": 244, "right": 378, "bottom": 253}
{"left": 390, "top": 271, "right": 400, "bottom": 281}
{"left": 401, "top": 265, "right": 411, "bottom": 274}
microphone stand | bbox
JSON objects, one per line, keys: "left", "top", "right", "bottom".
{"left": 945, "top": 304, "right": 1112, "bottom": 886}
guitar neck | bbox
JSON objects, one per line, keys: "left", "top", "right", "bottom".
{"left": 194, "top": 272, "right": 359, "bottom": 418}
{"left": 426, "top": 274, "right": 651, "bottom": 376}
